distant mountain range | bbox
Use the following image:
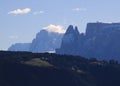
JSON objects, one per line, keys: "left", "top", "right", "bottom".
{"left": 57, "top": 22, "right": 120, "bottom": 61}
{"left": 8, "top": 43, "right": 31, "bottom": 51}
{"left": 8, "top": 22, "right": 120, "bottom": 61}
{"left": 8, "top": 29, "right": 63, "bottom": 52}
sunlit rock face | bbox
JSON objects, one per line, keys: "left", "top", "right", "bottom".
{"left": 56, "top": 23, "right": 120, "bottom": 61}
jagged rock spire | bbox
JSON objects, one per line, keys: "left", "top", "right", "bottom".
{"left": 74, "top": 26, "right": 80, "bottom": 35}
{"left": 65, "top": 25, "right": 74, "bottom": 34}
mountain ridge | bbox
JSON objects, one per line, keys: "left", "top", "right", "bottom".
{"left": 57, "top": 22, "right": 120, "bottom": 61}
{"left": 8, "top": 29, "right": 63, "bottom": 52}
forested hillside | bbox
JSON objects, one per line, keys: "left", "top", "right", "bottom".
{"left": 0, "top": 51, "right": 120, "bottom": 86}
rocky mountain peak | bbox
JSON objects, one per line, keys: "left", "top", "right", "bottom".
{"left": 74, "top": 26, "right": 80, "bottom": 35}
{"left": 65, "top": 25, "right": 74, "bottom": 34}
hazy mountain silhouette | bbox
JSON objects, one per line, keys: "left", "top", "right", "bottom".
{"left": 56, "top": 22, "right": 120, "bottom": 61}
{"left": 8, "top": 22, "right": 120, "bottom": 61}
{"left": 8, "top": 29, "right": 63, "bottom": 52}
{"left": 30, "top": 30, "right": 63, "bottom": 52}
{"left": 8, "top": 43, "right": 31, "bottom": 51}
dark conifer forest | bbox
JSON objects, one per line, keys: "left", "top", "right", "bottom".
{"left": 0, "top": 51, "right": 120, "bottom": 86}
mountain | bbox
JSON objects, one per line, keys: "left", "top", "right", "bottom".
{"left": 8, "top": 29, "right": 63, "bottom": 52}
{"left": 56, "top": 22, "right": 120, "bottom": 61}
{"left": 30, "top": 30, "right": 63, "bottom": 52}
{"left": 8, "top": 43, "right": 31, "bottom": 51}
{"left": 56, "top": 25, "right": 84, "bottom": 55}
{"left": 0, "top": 51, "right": 120, "bottom": 86}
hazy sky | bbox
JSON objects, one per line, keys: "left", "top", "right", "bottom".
{"left": 1, "top": 0, "right": 120, "bottom": 50}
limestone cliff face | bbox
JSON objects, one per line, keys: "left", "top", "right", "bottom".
{"left": 56, "top": 22, "right": 120, "bottom": 61}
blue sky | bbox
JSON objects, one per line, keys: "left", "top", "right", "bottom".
{"left": 1, "top": 0, "right": 120, "bottom": 50}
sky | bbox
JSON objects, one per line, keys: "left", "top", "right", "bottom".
{"left": 1, "top": 0, "right": 120, "bottom": 50}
